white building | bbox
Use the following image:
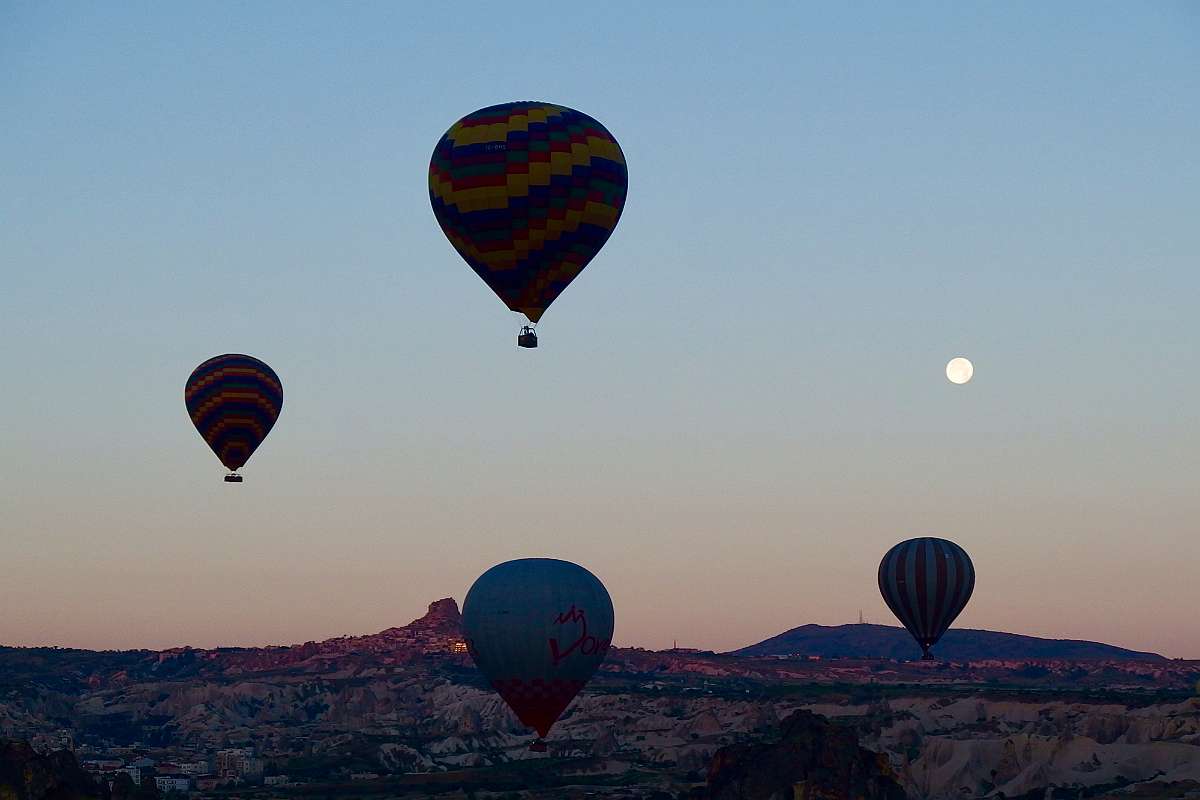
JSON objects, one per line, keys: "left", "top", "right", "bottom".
{"left": 215, "top": 748, "right": 263, "bottom": 782}
{"left": 155, "top": 776, "right": 192, "bottom": 793}
{"left": 116, "top": 766, "right": 141, "bottom": 785}
{"left": 178, "top": 761, "right": 210, "bottom": 776}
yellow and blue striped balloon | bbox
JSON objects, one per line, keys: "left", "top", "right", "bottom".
{"left": 429, "top": 102, "right": 628, "bottom": 324}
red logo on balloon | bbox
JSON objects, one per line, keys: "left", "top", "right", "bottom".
{"left": 548, "top": 605, "right": 610, "bottom": 666}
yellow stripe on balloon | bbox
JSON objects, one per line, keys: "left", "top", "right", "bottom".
{"left": 586, "top": 138, "right": 625, "bottom": 163}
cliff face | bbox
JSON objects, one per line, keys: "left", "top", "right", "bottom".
{"left": 375, "top": 598, "right": 462, "bottom": 639}
{"left": 700, "top": 711, "right": 906, "bottom": 800}
{"left": 812, "top": 695, "right": 1200, "bottom": 799}
{"left": 0, "top": 740, "right": 101, "bottom": 800}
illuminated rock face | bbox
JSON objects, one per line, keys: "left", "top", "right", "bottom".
{"left": 374, "top": 598, "right": 468, "bottom": 654}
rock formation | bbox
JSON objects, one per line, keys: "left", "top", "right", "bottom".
{"left": 0, "top": 740, "right": 103, "bottom": 800}
{"left": 699, "top": 710, "right": 906, "bottom": 800}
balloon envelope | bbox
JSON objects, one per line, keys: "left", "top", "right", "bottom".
{"left": 878, "top": 537, "right": 974, "bottom": 658}
{"left": 429, "top": 101, "right": 628, "bottom": 323}
{"left": 462, "top": 558, "right": 614, "bottom": 738}
{"left": 184, "top": 354, "right": 283, "bottom": 472}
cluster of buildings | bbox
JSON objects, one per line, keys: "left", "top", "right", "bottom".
{"left": 29, "top": 729, "right": 76, "bottom": 756}
{"left": 77, "top": 747, "right": 272, "bottom": 794}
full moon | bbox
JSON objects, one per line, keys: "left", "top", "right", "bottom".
{"left": 946, "top": 357, "right": 974, "bottom": 385}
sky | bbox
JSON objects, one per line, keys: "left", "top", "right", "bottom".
{"left": 2, "top": 2, "right": 1198, "bottom": 658}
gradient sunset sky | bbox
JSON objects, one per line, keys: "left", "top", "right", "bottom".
{"left": 2, "top": 2, "right": 1198, "bottom": 657}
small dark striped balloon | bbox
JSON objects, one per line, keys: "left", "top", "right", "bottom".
{"left": 878, "top": 537, "right": 975, "bottom": 659}
{"left": 184, "top": 354, "right": 283, "bottom": 473}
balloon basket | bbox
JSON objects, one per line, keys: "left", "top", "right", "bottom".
{"left": 518, "top": 326, "right": 538, "bottom": 348}
{"left": 224, "top": 474, "right": 243, "bottom": 483}
{"left": 528, "top": 739, "right": 548, "bottom": 753}
{"left": 920, "top": 651, "right": 935, "bottom": 661}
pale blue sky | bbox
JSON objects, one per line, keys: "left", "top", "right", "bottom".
{"left": 2, "top": 2, "right": 1198, "bottom": 656}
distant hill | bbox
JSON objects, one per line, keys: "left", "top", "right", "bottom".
{"left": 734, "top": 623, "right": 1165, "bottom": 662}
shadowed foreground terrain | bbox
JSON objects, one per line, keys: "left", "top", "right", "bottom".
{"left": 3, "top": 600, "right": 1199, "bottom": 799}
{"left": 0, "top": 740, "right": 105, "bottom": 800}
{"left": 689, "top": 710, "right": 907, "bottom": 800}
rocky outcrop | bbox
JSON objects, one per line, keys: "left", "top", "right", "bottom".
{"left": 377, "top": 598, "right": 462, "bottom": 639}
{"left": 812, "top": 696, "right": 1200, "bottom": 799}
{"left": 699, "top": 711, "right": 906, "bottom": 800}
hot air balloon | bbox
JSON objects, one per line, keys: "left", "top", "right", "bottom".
{"left": 184, "top": 354, "right": 283, "bottom": 482}
{"left": 462, "top": 558, "right": 614, "bottom": 750}
{"left": 878, "top": 537, "right": 975, "bottom": 660}
{"left": 429, "top": 101, "right": 629, "bottom": 348}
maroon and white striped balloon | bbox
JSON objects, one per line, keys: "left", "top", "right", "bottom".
{"left": 878, "top": 537, "right": 975, "bottom": 660}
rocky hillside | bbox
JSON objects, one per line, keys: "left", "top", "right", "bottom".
{"left": 3, "top": 599, "right": 1199, "bottom": 799}
{"left": 736, "top": 623, "right": 1166, "bottom": 661}
{"left": 812, "top": 693, "right": 1200, "bottom": 799}
{"left": 0, "top": 599, "right": 470, "bottom": 697}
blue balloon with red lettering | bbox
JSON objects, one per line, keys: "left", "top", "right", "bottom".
{"left": 462, "top": 558, "right": 614, "bottom": 742}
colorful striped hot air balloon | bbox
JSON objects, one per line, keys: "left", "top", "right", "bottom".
{"left": 429, "top": 101, "right": 628, "bottom": 348}
{"left": 462, "top": 558, "right": 614, "bottom": 750}
{"left": 184, "top": 354, "right": 283, "bottom": 482}
{"left": 878, "top": 537, "right": 975, "bottom": 660}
